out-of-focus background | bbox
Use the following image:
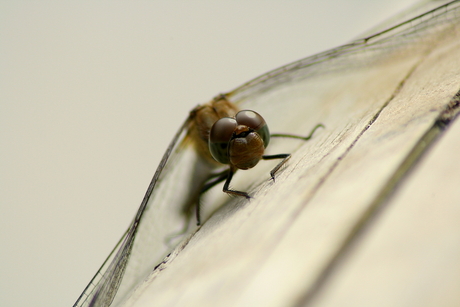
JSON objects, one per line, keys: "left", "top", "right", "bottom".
{"left": 1, "top": 1, "right": 419, "bottom": 306}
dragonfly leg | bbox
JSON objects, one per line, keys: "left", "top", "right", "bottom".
{"left": 270, "top": 123, "right": 324, "bottom": 140}
{"left": 197, "top": 169, "right": 230, "bottom": 225}
{"left": 222, "top": 166, "right": 251, "bottom": 199}
{"left": 196, "top": 166, "right": 250, "bottom": 225}
{"left": 262, "top": 154, "right": 291, "bottom": 181}
{"left": 264, "top": 123, "right": 323, "bottom": 181}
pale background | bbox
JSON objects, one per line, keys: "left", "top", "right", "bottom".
{"left": 1, "top": 1, "right": 419, "bottom": 306}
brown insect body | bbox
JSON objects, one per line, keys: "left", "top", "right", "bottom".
{"left": 188, "top": 96, "right": 240, "bottom": 166}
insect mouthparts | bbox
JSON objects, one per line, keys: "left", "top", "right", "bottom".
{"left": 234, "top": 130, "right": 252, "bottom": 138}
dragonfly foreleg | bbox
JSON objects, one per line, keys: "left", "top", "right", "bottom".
{"left": 197, "top": 166, "right": 251, "bottom": 225}
{"left": 262, "top": 154, "right": 291, "bottom": 181}
{"left": 222, "top": 165, "right": 251, "bottom": 199}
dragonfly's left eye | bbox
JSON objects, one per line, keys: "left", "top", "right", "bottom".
{"left": 236, "top": 110, "right": 270, "bottom": 148}
{"left": 209, "top": 117, "right": 237, "bottom": 164}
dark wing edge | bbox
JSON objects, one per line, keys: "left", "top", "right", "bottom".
{"left": 73, "top": 115, "right": 193, "bottom": 307}
{"left": 226, "top": 0, "right": 460, "bottom": 104}
{"left": 72, "top": 228, "right": 129, "bottom": 307}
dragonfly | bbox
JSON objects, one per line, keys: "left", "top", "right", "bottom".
{"left": 186, "top": 94, "right": 324, "bottom": 225}
{"left": 73, "top": 1, "right": 460, "bottom": 306}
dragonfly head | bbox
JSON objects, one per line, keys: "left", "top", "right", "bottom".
{"left": 209, "top": 110, "right": 270, "bottom": 170}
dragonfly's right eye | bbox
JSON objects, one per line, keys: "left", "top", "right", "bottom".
{"left": 209, "top": 117, "right": 237, "bottom": 164}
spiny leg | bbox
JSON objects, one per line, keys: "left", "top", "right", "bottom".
{"left": 196, "top": 166, "right": 250, "bottom": 225}
{"left": 201, "top": 169, "right": 231, "bottom": 194}
{"left": 223, "top": 165, "right": 251, "bottom": 199}
{"left": 262, "top": 154, "right": 291, "bottom": 181}
{"left": 270, "top": 123, "right": 324, "bottom": 140}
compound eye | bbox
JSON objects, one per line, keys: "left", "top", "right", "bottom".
{"left": 210, "top": 117, "right": 237, "bottom": 143}
{"left": 235, "top": 110, "right": 266, "bottom": 130}
{"left": 235, "top": 110, "right": 270, "bottom": 148}
{"left": 209, "top": 117, "right": 237, "bottom": 164}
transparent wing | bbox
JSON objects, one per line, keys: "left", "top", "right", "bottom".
{"left": 73, "top": 1, "right": 460, "bottom": 306}
{"left": 229, "top": 0, "right": 460, "bottom": 106}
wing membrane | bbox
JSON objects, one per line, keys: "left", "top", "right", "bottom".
{"left": 73, "top": 116, "right": 213, "bottom": 307}
{"left": 228, "top": 0, "right": 460, "bottom": 105}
